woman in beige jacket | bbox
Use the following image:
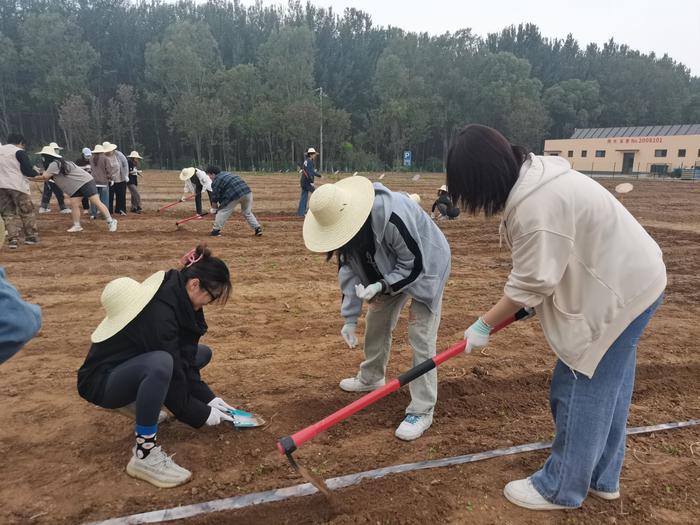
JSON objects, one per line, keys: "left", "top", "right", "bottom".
{"left": 446, "top": 124, "right": 666, "bottom": 511}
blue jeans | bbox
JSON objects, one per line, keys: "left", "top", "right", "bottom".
{"left": 90, "top": 186, "right": 109, "bottom": 218}
{"left": 530, "top": 294, "right": 663, "bottom": 507}
{"left": 297, "top": 187, "right": 312, "bottom": 216}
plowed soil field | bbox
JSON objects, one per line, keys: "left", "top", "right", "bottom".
{"left": 1, "top": 172, "right": 698, "bottom": 524}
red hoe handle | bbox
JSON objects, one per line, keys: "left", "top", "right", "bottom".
{"left": 277, "top": 307, "right": 532, "bottom": 455}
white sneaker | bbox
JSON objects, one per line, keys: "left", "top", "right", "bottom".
{"left": 38, "top": 207, "right": 51, "bottom": 213}
{"left": 67, "top": 225, "right": 84, "bottom": 233}
{"left": 126, "top": 446, "right": 191, "bottom": 488}
{"left": 108, "top": 219, "right": 118, "bottom": 232}
{"left": 589, "top": 488, "right": 620, "bottom": 500}
{"left": 83, "top": 209, "right": 90, "bottom": 215}
{"left": 339, "top": 376, "right": 385, "bottom": 392}
{"left": 60, "top": 208, "right": 72, "bottom": 214}
{"left": 395, "top": 413, "right": 433, "bottom": 441}
{"left": 504, "top": 478, "right": 572, "bottom": 510}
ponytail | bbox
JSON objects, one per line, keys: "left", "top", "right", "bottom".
{"left": 179, "top": 244, "right": 232, "bottom": 304}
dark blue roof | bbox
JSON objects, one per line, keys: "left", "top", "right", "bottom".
{"left": 571, "top": 124, "right": 700, "bottom": 139}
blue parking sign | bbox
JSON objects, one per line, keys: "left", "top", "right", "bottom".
{"left": 403, "top": 150, "right": 412, "bottom": 167}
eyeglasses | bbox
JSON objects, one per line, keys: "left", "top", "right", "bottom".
{"left": 199, "top": 282, "right": 221, "bottom": 303}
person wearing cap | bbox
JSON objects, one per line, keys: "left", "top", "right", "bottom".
{"left": 110, "top": 144, "right": 130, "bottom": 215}
{"left": 89, "top": 144, "right": 111, "bottom": 219}
{"left": 34, "top": 146, "right": 118, "bottom": 233}
{"left": 0, "top": 133, "right": 41, "bottom": 248}
{"left": 75, "top": 147, "right": 94, "bottom": 214}
{"left": 303, "top": 176, "right": 451, "bottom": 440}
{"left": 297, "top": 147, "right": 321, "bottom": 216}
{"left": 126, "top": 151, "right": 143, "bottom": 213}
{"left": 205, "top": 166, "right": 262, "bottom": 237}
{"left": 431, "top": 185, "right": 460, "bottom": 221}
{"left": 0, "top": 216, "right": 43, "bottom": 365}
{"left": 445, "top": 124, "right": 666, "bottom": 510}
{"left": 38, "top": 142, "right": 71, "bottom": 214}
{"left": 77, "top": 245, "right": 240, "bottom": 488}
{"left": 179, "top": 167, "right": 213, "bottom": 216}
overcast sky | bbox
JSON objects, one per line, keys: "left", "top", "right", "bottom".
{"left": 247, "top": 0, "right": 700, "bottom": 75}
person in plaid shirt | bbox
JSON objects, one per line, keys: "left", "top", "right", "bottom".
{"left": 205, "top": 166, "right": 262, "bottom": 237}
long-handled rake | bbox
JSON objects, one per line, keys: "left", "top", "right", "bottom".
{"left": 277, "top": 307, "right": 533, "bottom": 495}
{"left": 157, "top": 194, "right": 195, "bottom": 213}
{"left": 175, "top": 213, "right": 207, "bottom": 227}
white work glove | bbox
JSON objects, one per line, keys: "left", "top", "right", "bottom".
{"left": 341, "top": 322, "right": 358, "bottom": 349}
{"left": 209, "top": 207, "right": 217, "bottom": 214}
{"left": 109, "top": 180, "right": 114, "bottom": 186}
{"left": 521, "top": 306, "right": 536, "bottom": 320}
{"left": 355, "top": 282, "right": 383, "bottom": 301}
{"left": 205, "top": 406, "right": 234, "bottom": 426}
{"left": 464, "top": 317, "right": 491, "bottom": 354}
{"left": 180, "top": 195, "right": 187, "bottom": 202}
{"left": 208, "top": 397, "right": 235, "bottom": 412}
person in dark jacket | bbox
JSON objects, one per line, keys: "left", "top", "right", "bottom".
{"left": 431, "top": 185, "right": 460, "bottom": 221}
{"left": 77, "top": 245, "right": 237, "bottom": 488}
{"left": 296, "top": 147, "right": 321, "bottom": 216}
{"left": 75, "top": 148, "right": 93, "bottom": 213}
{"left": 127, "top": 151, "right": 143, "bottom": 213}
{"left": 205, "top": 166, "right": 262, "bottom": 237}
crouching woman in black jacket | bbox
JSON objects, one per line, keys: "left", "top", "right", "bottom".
{"left": 77, "top": 245, "right": 235, "bottom": 488}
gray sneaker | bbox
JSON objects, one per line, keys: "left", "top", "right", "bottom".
{"left": 126, "top": 446, "right": 191, "bottom": 488}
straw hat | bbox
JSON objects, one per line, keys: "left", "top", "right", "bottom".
{"left": 91, "top": 271, "right": 165, "bottom": 343}
{"left": 179, "top": 167, "right": 196, "bottom": 181}
{"left": 49, "top": 142, "right": 63, "bottom": 150}
{"left": 438, "top": 184, "right": 448, "bottom": 192}
{"left": 306, "top": 147, "right": 317, "bottom": 155}
{"left": 92, "top": 144, "right": 105, "bottom": 154}
{"left": 101, "top": 141, "right": 117, "bottom": 153}
{"left": 302, "top": 176, "right": 375, "bottom": 253}
{"left": 36, "top": 146, "right": 62, "bottom": 158}
{"left": 127, "top": 150, "right": 143, "bottom": 159}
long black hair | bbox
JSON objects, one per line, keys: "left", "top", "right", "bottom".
{"left": 41, "top": 154, "right": 70, "bottom": 176}
{"left": 325, "top": 213, "right": 374, "bottom": 264}
{"left": 180, "top": 244, "right": 232, "bottom": 304}
{"left": 445, "top": 124, "right": 528, "bottom": 217}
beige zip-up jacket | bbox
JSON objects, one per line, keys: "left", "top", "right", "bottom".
{"left": 500, "top": 154, "right": 666, "bottom": 377}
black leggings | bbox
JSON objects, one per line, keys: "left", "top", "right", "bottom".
{"left": 100, "top": 345, "right": 212, "bottom": 428}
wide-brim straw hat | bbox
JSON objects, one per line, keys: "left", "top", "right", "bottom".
{"left": 92, "top": 144, "right": 106, "bottom": 154}
{"left": 49, "top": 142, "right": 63, "bottom": 150}
{"left": 91, "top": 271, "right": 165, "bottom": 343}
{"left": 127, "top": 150, "right": 143, "bottom": 159}
{"left": 438, "top": 184, "right": 448, "bottom": 192}
{"left": 179, "top": 167, "right": 196, "bottom": 181}
{"left": 101, "top": 141, "right": 117, "bottom": 153}
{"left": 36, "top": 146, "right": 62, "bottom": 158}
{"left": 303, "top": 176, "right": 375, "bottom": 253}
{"left": 306, "top": 147, "right": 317, "bottom": 155}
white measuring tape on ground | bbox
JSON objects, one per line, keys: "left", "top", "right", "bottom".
{"left": 86, "top": 419, "right": 699, "bottom": 525}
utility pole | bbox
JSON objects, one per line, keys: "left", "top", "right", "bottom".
{"left": 319, "top": 86, "right": 324, "bottom": 172}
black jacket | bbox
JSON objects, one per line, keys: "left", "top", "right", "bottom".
{"left": 77, "top": 270, "right": 214, "bottom": 427}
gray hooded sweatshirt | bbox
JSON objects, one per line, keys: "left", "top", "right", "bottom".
{"left": 339, "top": 183, "right": 451, "bottom": 324}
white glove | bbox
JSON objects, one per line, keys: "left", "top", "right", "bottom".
{"left": 341, "top": 323, "right": 358, "bottom": 349}
{"left": 205, "top": 406, "right": 234, "bottom": 426}
{"left": 210, "top": 207, "right": 218, "bottom": 214}
{"left": 109, "top": 180, "right": 114, "bottom": 186}
{"left": 355, "top": 282, "right": 383, "bottom": 301}
{"left": 464, "top": 318, "right": 491, "bottom": 354}
{"left": 208, "top": 397, "right": 235, "bottom": 412}
{"left": 521, "top": 307, "right": 536, "bottom": 320}
{"left": 180, "top": 195, "right": 187, "bottom": 202}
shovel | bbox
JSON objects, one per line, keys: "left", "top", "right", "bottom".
{"left": 225, "top": 408, "right": 266, "bottom": 428}
{"left": 277, "top": 307, "right": 533, "bottom": 495}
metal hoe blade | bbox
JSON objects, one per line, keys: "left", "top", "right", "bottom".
{"left": 285, "top": 453, "right": 333, "bottom": 498}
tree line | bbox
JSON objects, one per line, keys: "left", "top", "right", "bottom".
{"left": 1, "top": 0, "right": 698, "bottom": 171}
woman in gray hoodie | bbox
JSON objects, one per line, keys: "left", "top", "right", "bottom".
{"left": 302, "top": 176, "right": 451, "bottom": 441}
{"left": 446, "top": 124, "right": 665, "bottom": 511}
